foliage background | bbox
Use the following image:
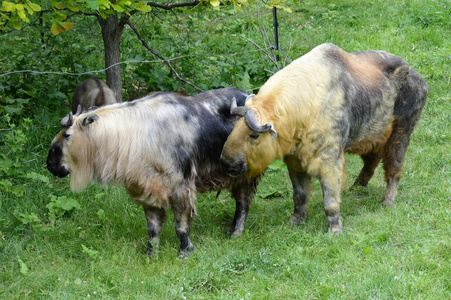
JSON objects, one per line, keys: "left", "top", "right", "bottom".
{"left": 1, "top": 0, "right": 450, "bottom": 298}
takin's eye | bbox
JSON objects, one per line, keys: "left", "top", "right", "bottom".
{"left": 249, "top": 132, "right": 259, "bottom": 140}
{"left": 62, "top": 131, "right": 71, "bottom": 141}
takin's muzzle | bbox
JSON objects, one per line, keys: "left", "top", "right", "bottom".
{"left": 46, "top": 144, "right": 70, "bottom": 178}
{"left": 219, "top": 153, "right": 248, "bottom": 177}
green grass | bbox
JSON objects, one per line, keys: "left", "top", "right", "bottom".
{"left": 1, "top": 0, "right": 450, "bottom": 298}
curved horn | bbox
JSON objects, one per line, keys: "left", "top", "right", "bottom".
{"left": 244, "top": 110, "right": 278, "bottom": 139}
{"left": 60, "top": 112, "right": 74, "bottom": 127}
{"left": 230, "top": 97, "right": 251, "bottom": 117}
{"left": 74, "top": 104, "right": 83, "bottom": 116}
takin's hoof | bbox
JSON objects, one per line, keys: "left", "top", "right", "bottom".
{"left": 146, "top": 241, "right": 160, "bottom": 257}
{"left": 382, "top": 197, "right": 395, "bottom": 207}
{"left": 327, "top": 216, "right": 343, "bottom": 235}
{"left": 179, "top": 245, "right": 197, "bottom": 259}
{"left": 289, "top": 214, "right": 307, "bottom": 226}
{"left": 350, "top": 181, "right": 368, "bottom": 191}
{"left": 228, "top": 227, "right": 244, "bottom": 237}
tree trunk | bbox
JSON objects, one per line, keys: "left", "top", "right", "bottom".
{"left": 97, "top": 13, "right": 126, "bottom": 102}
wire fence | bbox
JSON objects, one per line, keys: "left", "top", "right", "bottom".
{"left": 0, "top": 47, "right": 271, "bottom": 78}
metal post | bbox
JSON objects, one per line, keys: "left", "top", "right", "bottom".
{"left": 273, "top": 6, "right": 279, "bottom": 62}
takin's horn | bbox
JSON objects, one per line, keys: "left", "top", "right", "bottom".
{"left": 230, "top": 97, "right": 251, "bottom": 117}
{"left": 60, "top": 112, "right": 74, "bottom": 127}
{"left": 74, "top": 104, "right": 83, "bottom": 116}
{"left": 244, "top": 109, "right": 278, "bottom": 140}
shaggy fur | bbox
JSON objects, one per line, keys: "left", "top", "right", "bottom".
{"left": 71, "top": 77, "right": 117, "bottom": 113}
{"left": 47, "top": 88, "right": 260, "bottom": 256}
{"left": 220, "top": 43, "right": 428, "bottom": 234}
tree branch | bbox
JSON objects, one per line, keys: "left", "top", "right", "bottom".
{"left": 234, "top": 5, "right": 292, "bottom": 71}
{"left": 234, "top": 34, "right": 279, "bottom": 69}
{"left": 148, "top": 1, "right": 201, "bottom": 10}
{"left": 126, "top": 20, "right": 204, "bottom": 92}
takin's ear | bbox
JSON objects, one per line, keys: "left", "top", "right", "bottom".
{"left": 245, "top": 94, "right": 255, "bottom": 105}
{"left": 80, "top": 114, "right": 99, "bottom": 129}
{"left": 269, "top": 124, "right": 278, "bottom": 140}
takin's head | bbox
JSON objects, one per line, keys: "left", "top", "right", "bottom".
{"left": 220, "top": 95, "right": 278, "bottom": 179}
{"left": 46, "top": 105, "right": 99, "bottom": 190}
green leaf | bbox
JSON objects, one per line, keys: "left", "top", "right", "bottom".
{"left": 59, "top": 21, "right": 74, "bottom": 31}
{"left": 11, "top": 19, "right": 21, "bottom": 30}
{"left": 17, "top": 257, "right": 29, "bottom": 275}
{"left": 50, "top": 22, "right": 60, "bottom": 35}
{"left": 97, "top": 0, "right": 111, "bottom": 10}
{"left": 111, "top": 4, "right": 124, "bottom": 12}
{"left": 209, "top": 0, "right": 220, "bottom": 10}
{"left": 0, "top": 158, "right": 13, "bottom": 169}
{"left": 0, "top": 179, "right": 12, "bottom": 189}
{"left": 348, "top": 237, "right": 358, "bottom": 245}
{"left": 25, "top": 1, "right": 41, "bottom": 13}
{"left": 135, "top": 2, "right": 151, "bottom": 13}
{"left": 66, "top": 4, "right": 79, "bottom": 12}
{"left": 46, "top": 195, "right": 80, "bottom": 217}
{"left": 2, "top": 1, "right": 15, "bottom": 11}
{"left": 363, "top": 247, "right": 373, "bottom": 255}
{"left": 118, "top": 0, "right": 132, "bottom": 6}
{"left": 82, "top": 244, "right": 99, "bottom": 259}
{"left": 94, "top": 192, "right": 105, "bottom": 199}
{"left": 16, "top": 212, "right": 42, "bottom": 226}
{"left": 25, "top": 172, "right": 50, "bottom": 183}
{"left": 96, "top": 209, "right": 106, "bottom": 221}
{"left": 1, "top": 180, "right": 25, "bottom": 197}
{"left": 84, "top": 0, "right": 99, "bottom": 10}
{"left": 15, "top": 4, "right": 30, "bottom": 22}
{"left": 262, "top": 188, "right": 284, "bottom": 199}
{"left": 281, "top": 6, "right": 292, "bottom": 13}
{"left": 236, "top": 71, "right": 252, "bottom": 91}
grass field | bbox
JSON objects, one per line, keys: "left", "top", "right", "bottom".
{"left": 1, "top": 0, "right": 450, "bottom": 298}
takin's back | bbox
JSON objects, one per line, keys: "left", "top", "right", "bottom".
{"left": 252, "top": 43, "right": 428, "bottom": 157}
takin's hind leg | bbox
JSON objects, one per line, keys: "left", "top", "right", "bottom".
{"left": 143, "top": 206, "right": 166, "bottom": 256}
{"left": 171, "top": 196, "right": 196, "bottom": 258}
{"left": 284, "top": 156, "right": 311, "bottom": 226}
{"left": 382, "top": 121, "right": 416, "bottom": 206}
{"left": 229, "top": 177, "right": 259, "bottom": 236}
{"left": 351, "top": 152, "right": 382, "bottom": 188}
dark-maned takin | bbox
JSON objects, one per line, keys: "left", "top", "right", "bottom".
{"left": 220, "top": 43, "right": 428, "bottom": 234}
{"left": 71, "top": 77, "right": 117, "bottom": 114}
{"left": 47, "top": 88, "right": 260, "bottom": 257}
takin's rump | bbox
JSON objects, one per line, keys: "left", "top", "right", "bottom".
{"left": 71, "top": 77, "right": 117, "bottom": 114}
{"left": 220, "top": 43, "right": 428, "bottom": 234}
{"left": 47, "top": 88, "right": 260, "bottom": 257}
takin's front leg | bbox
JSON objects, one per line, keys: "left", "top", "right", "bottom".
{"left": 229, "top": 177, "right": 259, "bottom": 236}
{"left": 143, "top": 206, "right": 166, "bottom": 256}
{"left": 318, "top": 153, "right": 346, "bottom": 234}
{"left": 284, "top": 155, "right": 311, "bottom": 226}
